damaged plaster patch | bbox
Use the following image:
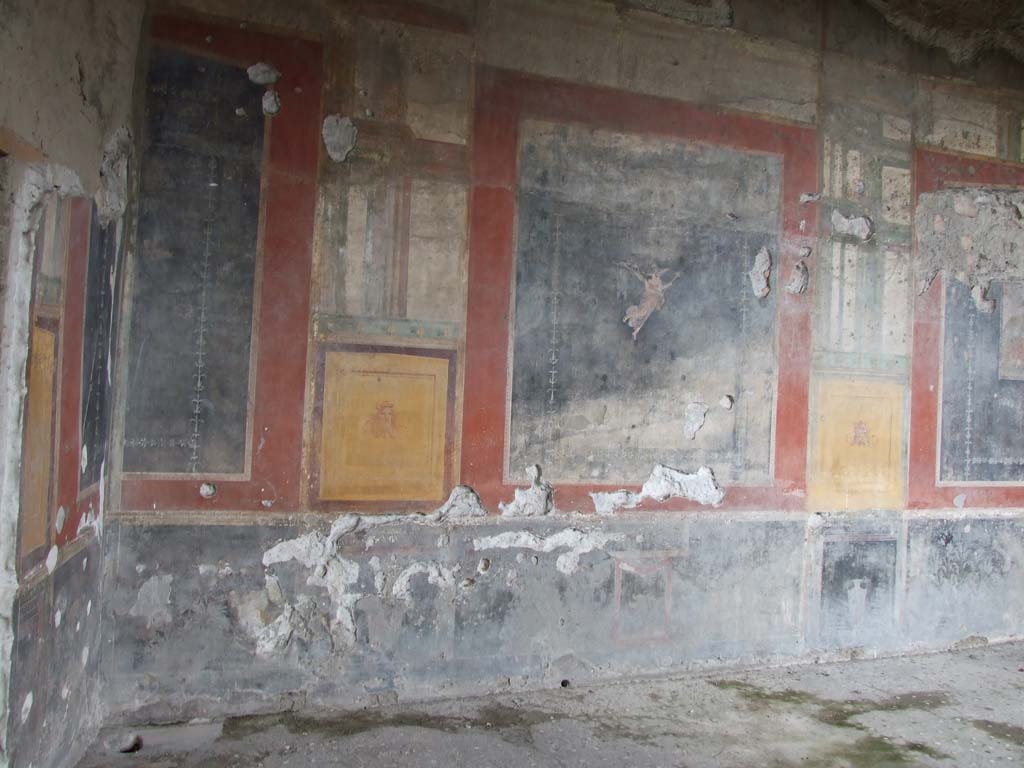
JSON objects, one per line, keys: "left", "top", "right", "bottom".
{"left": 748, "top": 247, "right": 771, "bottom": 298}
{"left": 500, "top": 465, "right": 553, "bottom": 517}
{"left": 262, "top": 90, "right": 281, "bottom": 116}
{"left": 426, "top": 485, "right": 487, "bottom": 521}
{"left": 786, "top": 260, "right": 809, "bottom": 294}
{"left": 473, "top": 529, "right": 623, "bottom": 575}
{"left": 392, "top": 562, "right": 460, "bottom": 603}
{"left": 45, "top": 545, "right": 59, "bottom": 574}
{"left": 262, "top": 518, "right": 363, "bottom": 647}
{"left": 590, "top": 490, "right": 641, "bottom": 516}
{"left": 683, "top": 402, "right": 708, "bottom": 440}
{"left": 247, "top": 62, "right": 280, "bottom": 85}
{"left": 642, "top": 464, "right": 725, "bottom": 506}
{"left": 831, "top": 209, "right": 875, "bottom": 241}
{"left": 321, "top": 115, "right": 358, "bottom": 163}
{"left": 589, "top": 463, "right": 726, "bottom": 514}
{"left": 94, "top": 127, "right": 132, "bottom": 226}
{"left": 129, "top": 574, "right": 173, "bottom": 629}
{"left": 915, "top": 188, "right": 1024, "bottom": 309}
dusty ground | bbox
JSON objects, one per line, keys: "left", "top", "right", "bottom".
{"left": 80, "top": 642, "right": 1024, "bottom": 767}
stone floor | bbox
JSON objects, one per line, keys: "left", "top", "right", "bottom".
{"left": 80, "top": 642, "right": 1024, "bottom": 767}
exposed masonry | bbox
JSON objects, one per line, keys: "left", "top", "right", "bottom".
{"left": 589, "top": 463, "right": 726, "bottom": 514}
{"left": 915, "top": 188, "right": 1024, "bottom": 312}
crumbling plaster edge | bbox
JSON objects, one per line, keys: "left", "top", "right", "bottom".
{"left": 106, "top": 505, "right": 1024, "bottom": 529}
{"left": 0, "top": 164, "right": 80, "bottom": 766}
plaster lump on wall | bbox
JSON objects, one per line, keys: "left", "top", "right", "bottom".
{"left": 322, "top": 115, "right": 358, "bottom": 163}
{"left": 786, "top": 260, "right": 809, "bottom": 295}
{"left": 915, "top": 188, "right": 1024, "bottom": 312}
{"left": 262, "top": 90, "right": 281, "bottom": 116}
{"left": 748, "top": 247, "right": 771, "bottom": 298}
{"left": 590, "top": 463, "right": 726, "bottom": 514}
{"left": 831, "top": 209, "right": 875, "bottom": 241}
{"left": 246, "top": 63, "right": 280, "bottom": 85}
{"left": 500, "top": 465, "right": 553, "bottom": 517}
{"left": 619, "top": 262, "right": 679, "bottom": 340}
{"left": 426, "top": 485, "right": 487, "bottom": 521}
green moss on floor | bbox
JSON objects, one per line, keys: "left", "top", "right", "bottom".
{"left": 712, "top": 679, "right": 953, "bottom": 765}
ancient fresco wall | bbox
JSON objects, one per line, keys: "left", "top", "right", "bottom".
{"left": 3, "top": 0, "right": 1024, "bottom": 751}
{"left": 509, "top": 120, "right": 780, "bottom": 485}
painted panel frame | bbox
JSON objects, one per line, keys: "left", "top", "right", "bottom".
{"left": 463, "top": 67, "right": 817, "bottom": 511}
{"left": 119, "top": 14, "right": 323, "bottom": 513}
{"left": 309, "top": 343, "right": 457, "bottom": 511}
{"left": 909, "top": 147, "right": 1024, "bottom": 507}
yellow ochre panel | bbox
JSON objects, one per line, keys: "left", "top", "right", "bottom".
{"left": 808, "top": 378, "right": 905, "bottom": 511}
{"left": 320, "top": 350, "right": 448, "bottom": 502}
{"left": 20, "top": 326, "right": 57, "bottom": 557}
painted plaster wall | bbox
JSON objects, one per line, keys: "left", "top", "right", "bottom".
{"left": 6, "top": 0, "right": 1015, "bottom": 751}
{"left": 102, "top": 509, "right": 1024, "bottom": 723}
{"left": 0, "top": 2, "right": 142, "bottom": 767}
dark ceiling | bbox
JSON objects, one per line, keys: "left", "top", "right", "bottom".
{"left": 864, "top": 1, "right": 1024, "bottom": 63}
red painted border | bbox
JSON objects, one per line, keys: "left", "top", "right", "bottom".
{"left": 463, "top": 68, "right": 817, "bottom": 511}
{"left": 120, "top": 15, "right": 323, "bottom": 512}
{"left": 909, "top": 147, "right": 1024, "bottom": 508}
{"left": 54, "top": 199, "right": 97, "bottom": 544}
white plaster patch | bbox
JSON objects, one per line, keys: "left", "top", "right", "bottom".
{"left": 262, "top": 90, "right": 281, "bottom": 116}
{"left": 786, "top": 260, "right": 809, "bottom": 295}
{"left": 255, "top": 605, "right": 298, "bottom": 658}
{"left": 499, "top": 465, "right": 553, "bottom": 517}
{"left": 247, "top": 62, "right": 280, "bottom": 85}
{"left": 129, "top": 574, "right": 173, "bottom": 629}
{"left": 641, "top": 464, "right": 725, "bottom": 506}
{"left": 590, "top": 490, "right": 640, "bottom": 516}
{"left": 322, "top": 115, "right": 358, "bottom": 163}
{"left": 683, "top": 402, "right": 708, "bottom": 440}
{"left": 45, "top": 545, "right": 59, "bottom": 574}
{"left": 831, "top": 209, "right": 874, "bottom": 241}
{"left": 263, "top": 518, "right": 363, "bottom": 647}
{"left": 589, "top": 463, "right": 726, "bottom": 514}
{"left": 473, "top": 528, "right": 624, "bottom": 575}
{"left": 392, "top": 562, "right": 461, "bottom": 602}
{"left": 426, "top": 485, "right": 487, "bottom": 521}
{"left": 748, "top": 246, "right": 772, "bottom": 298}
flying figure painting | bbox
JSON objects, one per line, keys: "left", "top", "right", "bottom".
{"left": 618, "top": 262, "right": 680, "bottom": 341}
